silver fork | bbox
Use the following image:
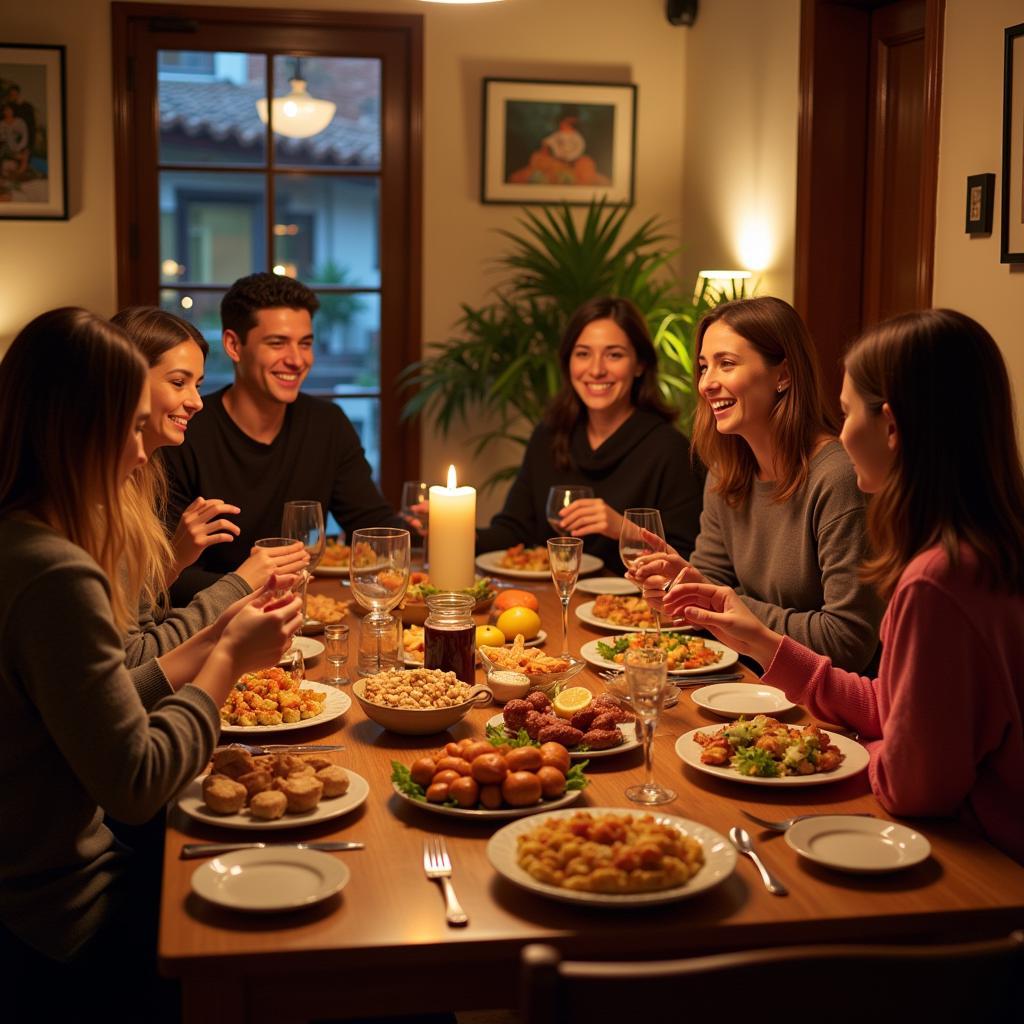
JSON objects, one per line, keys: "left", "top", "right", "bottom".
{"left": 422, "top": 836, "right": 468, "bottom": 927}
{"left": 741, "top": 809, "right": 876, "bottom": 833}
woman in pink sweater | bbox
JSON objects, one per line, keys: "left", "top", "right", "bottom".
{"left": 664, "top": 309, "right": 1024, "bottom": 863}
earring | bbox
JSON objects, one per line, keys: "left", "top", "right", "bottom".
{"left": 777, "top": 384, "right": 784, "bottom": 393}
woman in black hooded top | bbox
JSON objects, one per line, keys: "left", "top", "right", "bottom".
{"left": 475, "top": 297, "right": 702, "bottom": 567}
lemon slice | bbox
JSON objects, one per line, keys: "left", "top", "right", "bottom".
{"left": 553, "top": 686, "right": 593, "bottom": 720}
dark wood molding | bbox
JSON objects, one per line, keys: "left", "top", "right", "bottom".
{"left": 917, "top": 0, "right": 945, "bottom": 305}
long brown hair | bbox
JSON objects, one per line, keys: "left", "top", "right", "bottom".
{"left": 691, "top": 296, "right": 838, "bottom": 506}
{"left": 845, "top": 308, "right": 1024, "bottom": 598}
{"left": 0, "top": 308, "right": 148, "bottom": 630}
{"left": 545, "top": 296, "right": 676, "bottom": 469}
{"left": 112, "top": 307, "right": 209, "bottom": 601}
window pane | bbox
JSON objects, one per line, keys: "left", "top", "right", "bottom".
{"left": 159, "top": 171, "right": 265, "bottom": 285}
{"left": 270, "top": 56, "right": 380, "bottom": 170}
{"left": 158, "top": 52, "right": 267, "bottom": 165}
{"left": 158, "top": 289, "right": 234, "bottom": 391}
{"left": 330, "top": 396, "right": 381, "bottom": 483}
{"left": 274, "top": 176, "right": 380, "bottom": 287}
{"left": 308, "top": 292, "right": 380, "bottom": 391}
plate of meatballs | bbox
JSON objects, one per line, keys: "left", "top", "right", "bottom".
{"left": 177, "top": 746, "right": 370, "bottom": 829}
{"left": 487, "top": 689, "right": 639, "bottom": 759}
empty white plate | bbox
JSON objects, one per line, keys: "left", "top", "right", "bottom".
{"left": 690, "top": 682, "right": 794, "bottom": 718}
{"left": 785, "top": 816, "right": 931, "bottom": 874}
{"left": 191, "top": 847, "right": 350, "bottom": 911}
{"left": 576, "top": 578, "right": 640, "bottom": 596}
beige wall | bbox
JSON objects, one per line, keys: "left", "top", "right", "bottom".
{"left": 932, "top": 0, "right": 1024, "bottom": 445}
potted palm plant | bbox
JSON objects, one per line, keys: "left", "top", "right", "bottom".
{"left": 400, "top": 200, "right": 735, "bottom": 491}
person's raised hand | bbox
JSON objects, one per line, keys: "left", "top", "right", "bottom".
{"left": 171, "top": 497, "right": 241, "bottom": 571}
{"left": 234, "top": 539, "right": 309, "bottom": 590}
{"left": 559, "top": 498, "right": 623, "bottom": 540}
{"left": 218, "top": 585, "right": 303, "bottom": 676}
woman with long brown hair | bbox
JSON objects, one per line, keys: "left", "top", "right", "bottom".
{"left": 665, "top": 309, "right": 1024, "bottom": 862}
{"left": 0, "top": 308, "right": 301, "bottom": 991}
{"left": 634, "top": 296, "right": 883, "bottom": 671}
{"left": 475, "top": 296, "right": 702, "bottom": 565}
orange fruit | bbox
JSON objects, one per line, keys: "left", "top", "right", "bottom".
{"left": 495, "top": 607, "right": 542, "bottom": 642}
{"left": 494, "top": 589, "right": 539, "bottom": 612}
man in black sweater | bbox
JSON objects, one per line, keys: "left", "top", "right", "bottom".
{"left": 163, "top": 272, "right": 404, "bottom": 603}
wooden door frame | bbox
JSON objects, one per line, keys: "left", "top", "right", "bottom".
{"left": 793, "top": 0, "right": 944, "bottom": 402}
{"left": 110, "top": 2, "right": 423, "bottom": 503}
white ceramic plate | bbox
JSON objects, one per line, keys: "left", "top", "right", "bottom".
{"left": 403, "top": 630, "right": 548, "bottom": 666}
{"left": 485, "top": 713, "right": 640, "bottom": 760}
{"left": 675, "top": 727, "right": 869, "bottom": 787}
{"left": 690, "top": 682, "right": 795, "bottom": 718}
{"left": 476, "top": 550, "right": 603, "bottom": 580}
{"left": 190, "top": 848, "right": 350, "bottom": 912}
{"left": 785, "top": 816, "right": 931, "bottom": 873}
{"left": 279, "top": 636, "right": 325, "bottom": 665}
{"left": 576, "top": 578, "right": 639, "bottom": 596}
{"left": 391, "top": 782, "right": 583, "bottom": 820}
{"left": 575, "top": 599, "right": 660, "bottom": 633}
{"left": 177, "top": 769, "right": 369, "bottom": 831}
{"left": 220, "top": 680, "right": 351, "bottom": 735}
{"left": 579, "top": 635, "right": 739, "bottom": 677}
{"left": 487, "top": 808, "right": 737, "bottom": 907}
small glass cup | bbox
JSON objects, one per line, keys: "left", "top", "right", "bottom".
{"left": 623, "top": 647, "right": 675, "bottom": 805}
{"left": 255, "top": 537, "right": 298, "bottom": 599}
{"left": 324, "top": 623, "right": 350, "bottom": 686}
{"left": 281, "top": 646, "right": 305, "bottom": 682}
{"left": 357, "top": 613, "right": 402, "bottom": 676}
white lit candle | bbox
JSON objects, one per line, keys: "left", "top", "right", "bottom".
{"left": 428, "top": 465, "right": 476, "bottom": 590}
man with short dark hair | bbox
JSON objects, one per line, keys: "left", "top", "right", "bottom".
{"left": 163, "top": 272, "right": 403, "bottom": 603}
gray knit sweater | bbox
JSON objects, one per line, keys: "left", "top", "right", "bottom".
{"left": 689, "top": 442, "right": 884, "bottom": 671}
{"left": 0, "top": 518, "right": 220, "bottom": 960}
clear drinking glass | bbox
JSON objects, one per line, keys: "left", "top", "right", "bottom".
{"left": 400, "top": 480, "right": 430, "bottom": 568}
{"left": 350, "top": 528, "right": 410, "bottom": 673}
{"left": 324, "top": 623, "right": 350, "bottom": 686}
{"left": 281, "top": 500, "right": 326, "bottom": 631}
{"left": 623, "top": 647, "right": 675, "bottom": 805}
{"left": 357, "top": 613, "right": 402, "bottom": 676}
{"left": 619, "top": 508, "right": 666, "bottom": 639}
{"left": 545, "top": 485, "right": 594, "bottom": 536}
{"left": 547, "top": 536, "right": 583, "bottom": 657}
{"left": 254, "top": 537, "right": 299, "bottom": 599}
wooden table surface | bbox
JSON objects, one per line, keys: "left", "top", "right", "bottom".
{"left": 160, "top": 570, "right": 1024, "bottom": 1023}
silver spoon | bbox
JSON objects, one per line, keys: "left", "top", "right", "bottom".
{"left": 729, "top": 826, "right": 788, "bottom": 896}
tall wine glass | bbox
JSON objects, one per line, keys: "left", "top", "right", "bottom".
{"left": 281, "top": 501, "right": 325, "bottom": 631}
{"left": 547, "top": 537, "right": 582, "bottom": 657}
{"left": 619, "top": 508, "right": 665, "bottom": 639}
{"left": 400, "top": 480, "right": 430, "bottom": 568}
{"left": 545, "top": 485, "right": 594, "bottom": 536}
{"left": 623, "top": 647, "right": 675, "bottom": 805}
{"left": 350, "top": 528, "right": 411, "bottom": 673}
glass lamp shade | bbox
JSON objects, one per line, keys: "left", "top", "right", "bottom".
{"left": 256, "top": 78, "right": 336, "bottom": 139}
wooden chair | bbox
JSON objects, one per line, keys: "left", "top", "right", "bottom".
{"left": 519, "top": 932, "right": 1024, "bottom": 1023}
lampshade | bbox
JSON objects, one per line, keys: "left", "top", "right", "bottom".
{"left": 256, "top": 76, "right": 336, "bottom": 139}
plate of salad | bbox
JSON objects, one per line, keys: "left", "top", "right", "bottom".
{"left": 579, "top": 633, "right": 738, "bottom": 675}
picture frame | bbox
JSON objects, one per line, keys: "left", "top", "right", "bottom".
{"left": 1001, "top": 22, "right": 1024, "bottom": 262}
{"left": 481, "top": 78, "right": 637, "bottom": 206}
{"left": 965, "top": 173, "right": 995, "bottom": 234}
{"left": 0, "top": 43, "right": 67, "bottom": 220}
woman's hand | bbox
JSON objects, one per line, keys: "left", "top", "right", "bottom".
{"left": 170, "top": 497, "right": 241, "bottom": 576}
{"left": 559, "top": 498, "right": 623, "bottom": 540}
{"left": 233, "top": 540, "right": 309, "bottom": 591}
{"left": 626, "top": 529, "right": 708, "bottom": 611}
{"left": 218, "top": 586, "right": 304, "bottom": 677}
{"left": 663, "top": 581, "right": 782, "bottom": 667}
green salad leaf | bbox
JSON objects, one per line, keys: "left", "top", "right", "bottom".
{"left": 596, "top": 636, "right": 630, "bottom": 660}
{"left": 730, "top": 746, "right": 781, "bottom": 778}
{"left": 390, "top": 760, "right": 427, "bottom": 801}
{"left": 566, "top": 762, "right": 589, "bottom": 790}
{"left": 406, "top": 576, "right": 495, "bottom": 604}
{"left": 485, "top": 723, "right": 538, "bottom": 748}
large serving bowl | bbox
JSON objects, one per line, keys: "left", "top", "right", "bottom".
{"left": 351, "top": 673, "right": 493, "bottom": 735}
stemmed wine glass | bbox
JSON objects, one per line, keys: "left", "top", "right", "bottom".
{"left": 545, "top": 485, "right": 594, "bottom": 536}
{"left": 281, "top": 500, "right": 326, "bottom": 632}
{"left": 623, "top": 647, "right": 675, "bottom": 805}
{"left": 401, "top": 480, "right": 430, "bottom": 568}
{"left": 349, "top": 528, "right": 411, "bottom": 673}
{"left": 619, "top": 508, "right": 666, "bottom": 639}
{"left": 547, "top": 537, "right": 583, "bottom": 658}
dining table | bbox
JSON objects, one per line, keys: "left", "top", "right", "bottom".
{"left": 159, "top": 566, "right": 1024, "bottom": 1023}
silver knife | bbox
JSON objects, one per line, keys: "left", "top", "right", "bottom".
{"left": 214, "top": 743, "right": 346, "bottom": 756}
{"left": 181, "top": 840, "right": 364, "bottom": 859}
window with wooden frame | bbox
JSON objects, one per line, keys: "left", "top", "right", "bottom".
{"left": 111, "top": 3, "right": 422, "bottom": 502}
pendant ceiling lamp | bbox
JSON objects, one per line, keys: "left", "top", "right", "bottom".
{"left": 256, "top": 58, "right": 336, "bottom": 139}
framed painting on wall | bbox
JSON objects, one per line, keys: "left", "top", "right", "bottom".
{"left": 1001, "top": 22, "right": 1024, "bottom": 262}
{"left": 480, "top": 78, "right": 636, "bottom": 206}
{"left": 0, "top": 43, "right": 67, "bottom": 220}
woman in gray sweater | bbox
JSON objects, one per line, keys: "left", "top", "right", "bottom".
{"left": 632, "top": 297, "right": 883, "bottom": 672}
{"left": 0, "top": 309, "right": 301, "bottom": 977}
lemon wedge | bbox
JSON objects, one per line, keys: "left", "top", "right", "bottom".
{"left": 552, "top": 686, "right": 593, "bottom": 720}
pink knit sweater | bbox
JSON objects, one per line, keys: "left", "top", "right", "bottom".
{"left": 763, "top": 543, "right": 1024, "bottom": 864}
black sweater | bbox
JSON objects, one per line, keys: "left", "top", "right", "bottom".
{"left": 475, "top": 410, "right": 702, "bottom": 567}
{"left": 163, "top": 388, "right": 402, "bottom": 602}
